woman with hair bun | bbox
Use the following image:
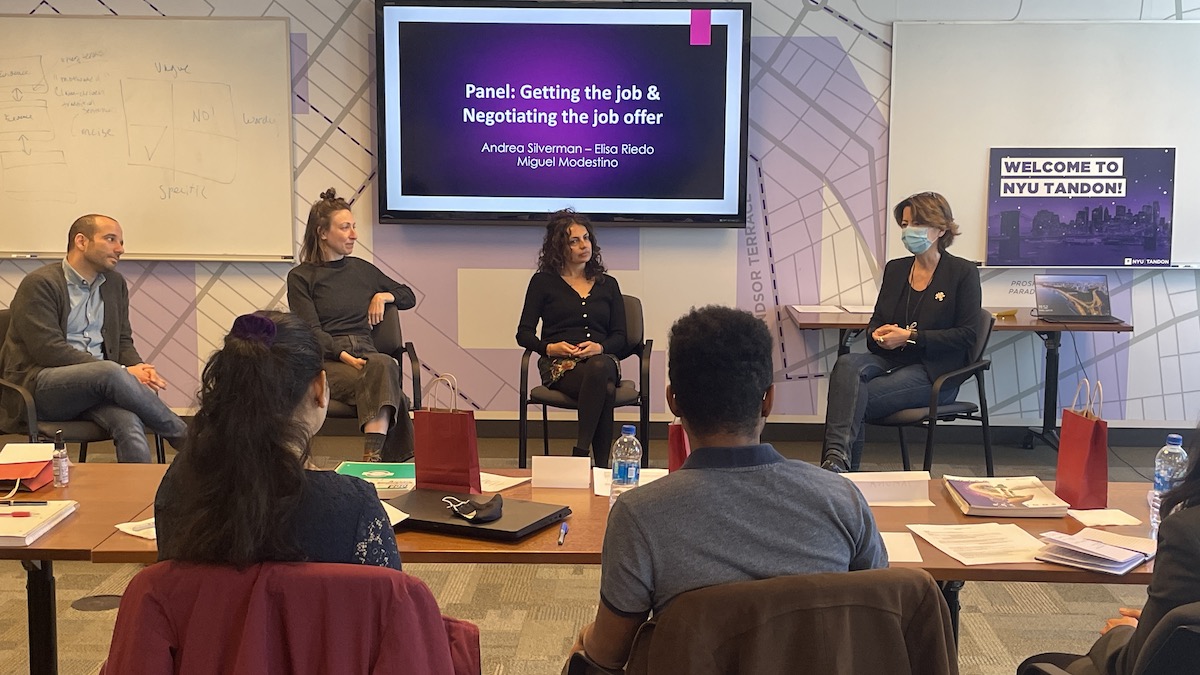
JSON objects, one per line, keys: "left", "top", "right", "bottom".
{"left": 820, "top": 191, "right": 982, "bottom": 472}
{"left": 154, "top": 311, "right": 400, "bottom": 569}
{"left": 287, "top": 188, "right": 416, "bottom": 463}
{"left": 516, "top": 209, "right": 626, "bottom": 468}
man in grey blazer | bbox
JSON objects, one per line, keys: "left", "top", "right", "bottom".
{"left": 0, "top": 214, "right": 187, "bottom": 462}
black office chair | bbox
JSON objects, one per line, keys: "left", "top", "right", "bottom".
{"left": 1023, "top": 601, "right": 1200, "bottom": 675}
{"left": 0, "top": 308, "right": 167, "bottom": 463}
{"left": 868, "top": 307, "right": 996, "bottom": 476}
{"left": 518, "top": 294, "right": 651, "bottom": 469}
{"left": 322, "top": 303, "right": 422, "bottom": 429}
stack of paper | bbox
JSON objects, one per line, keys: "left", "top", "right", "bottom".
{"left": 0, "top": 500, "right": 78, "bottom": 547}
{"left": 943, "top": 475, "right": 1069, "bottom": 517}
{"left": 1036, "top": 530, "right": 1156, "bottom": 575}
{"left": 907, "top": 523, "right": 1043, "bottom": 565}
{"left": 845, "top": 471, "right": 934, "bottom": 507}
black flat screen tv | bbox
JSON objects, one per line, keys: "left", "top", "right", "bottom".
{"left": 375, "top": 0, "right": 751, "bottom": 227}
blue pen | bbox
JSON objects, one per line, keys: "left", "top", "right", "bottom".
{"left": 557, "top": 521, "right": 569, "bottom": 546}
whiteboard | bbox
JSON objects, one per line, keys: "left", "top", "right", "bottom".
{"left": 0, "top": 16, "right": 294, "bottom": 260}
{"left": 889, "top": 21, "right": 1200, "bottom": 267}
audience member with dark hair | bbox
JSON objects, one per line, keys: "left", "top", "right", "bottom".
{"left": 154, "top": 311, "right": 400, "bottom": 570}
{"left": 516, "top": 209, "right": 626, "bottom": 467}
{"left": 1017, "top": 439, "right": 1200, "bottom": 675}
{"left": 570, "top": 305, "right": 886, "bottom": 670}
{"left": 288, "top": 188, "right": 416, "bottom": 462}
{"left": 821, "top": 191, "right": 982, "bottom": 472}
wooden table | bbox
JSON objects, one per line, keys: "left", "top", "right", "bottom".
{"left": 784, "top": 306, "right": 1134, "bottom": 449}
{"left": 0, "top": 464, "right": 166, "bottom": 675}
{"left": 75, "top": 473, "right": 1159, "bottom": 665}
{"left": 93, "top": 481, "right": 610, "bottom": 566}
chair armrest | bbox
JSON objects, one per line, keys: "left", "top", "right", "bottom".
{"left": 1021, "top": 665, "right": 1073, "bottom": 675}
{"left": 928, "top": 359, "right": 991, "bottom": 411}
{"left": 0, "top": 376, "right": 40, "bottom": 441}
{"left": 520, "top": 348, "right": 534, "bottom": 402}
{"left": 403, "top": 341, "right": 422, "bottom": 411}
{"left": 564, "top": 651, "right": 625, "bottom": 675}
{"left": 639, "top": 339, "right": 653, "bottom": 393}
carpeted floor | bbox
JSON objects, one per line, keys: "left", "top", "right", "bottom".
{"left": 0, "top": 433, "right": 1158, "bottom": 674}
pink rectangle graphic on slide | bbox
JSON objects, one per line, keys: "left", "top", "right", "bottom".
{"left": 690, "top": 9, "right": 711, "bottom": 46}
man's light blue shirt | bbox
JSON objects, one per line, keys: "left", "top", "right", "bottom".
{"left": 62, "top": 259, "right": 106, "bottom": 359}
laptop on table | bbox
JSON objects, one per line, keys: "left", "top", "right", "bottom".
{"left": 388, "top": 489, "right": 570, "bottom": 541}
{"left": 1033, "top": 274, "right": 1124, "bottom": 324}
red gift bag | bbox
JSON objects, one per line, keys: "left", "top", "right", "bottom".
{"left": 0, "top": 459, "right": 54, "bottom": 492}
{"left": 1055, "top": 379, "right": 1109, "bottom": 509}
{"left": 667, "top": 419, "right": 692, "bottom": 472}
{"left": 413, "top": 375, "right": 482, "bottom": 494}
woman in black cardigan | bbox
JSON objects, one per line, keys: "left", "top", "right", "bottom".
{"left": 516, "top": 210, "right": 627, "bottom": 467}
{"left": 821, "top": 192, "right": 981, "bottom": 472}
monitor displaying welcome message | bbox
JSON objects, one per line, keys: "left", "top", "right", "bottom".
{"left": 376, "top": 1, "right": 751, "bottom": 226}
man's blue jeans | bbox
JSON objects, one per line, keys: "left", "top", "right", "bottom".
{"left": 822, "top": 352, "right": 958, "bottom": 470}
{"left": 34, "top": 361, "right": 188, "bottom": 463}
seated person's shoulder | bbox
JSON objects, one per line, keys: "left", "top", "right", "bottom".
{"left": 303, "top": 470, "right": 379, "bottom": 507}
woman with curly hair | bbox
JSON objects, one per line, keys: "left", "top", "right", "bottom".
{"left": 516, "top": 209, "right": 627, "bottom": 467}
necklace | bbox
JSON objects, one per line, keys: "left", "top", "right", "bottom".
{"left": 904, "top": 262, "right": 935, "bottom": 331}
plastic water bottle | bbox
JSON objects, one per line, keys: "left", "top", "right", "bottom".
{"left": 52, "top": 429, "right": 69, "bottom": 488}
{"left": 1149, "top": 433, "right": 1187, "bottom": 534}
{"left": 609, "top": 425, "right": 642, "bottom": 508}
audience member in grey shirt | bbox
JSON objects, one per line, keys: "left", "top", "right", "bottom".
{"left": 571, "top": 305, "right": 887, "bottom": 670}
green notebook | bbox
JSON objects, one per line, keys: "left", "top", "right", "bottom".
{"left": 335, "top": 462, "right": 416, "bottom": 498}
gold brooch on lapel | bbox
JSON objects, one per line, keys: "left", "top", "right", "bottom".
{"left": 935, "top": 292, "right": 946, "bottom": 302}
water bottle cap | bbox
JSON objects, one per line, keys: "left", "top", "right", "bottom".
{"left": 1167, "top": 434, "right": 1184, "bottom": 445}
{"left": 621, "top": 424, "right": 637, "bottom": 435}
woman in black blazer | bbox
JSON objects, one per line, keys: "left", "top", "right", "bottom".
{"left": 821, "top": 192, "right": 982, "bottom": 472}
{"left": 516, "top": 210, "right": 627, "bottom": 467}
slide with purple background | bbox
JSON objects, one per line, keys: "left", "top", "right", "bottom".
{"left": 986, "top": 147, "right": 1174, "bottom": 267}
{"left": 396, "top": 22, "right": 727, "bottom": 200}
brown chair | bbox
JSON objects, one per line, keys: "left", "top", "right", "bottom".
{"left": 868, "top": 306, "right": 997, "bottom": 476}
{"left": 0, "top": 308, "right": 166, "bottom": 463}
{"left": 518, "top": 294, "right": 651, "bottom": 469}
{"left": 322, "top": 303, "right": 422, "bottom": 428}
{"left": 102, "top": 561, "right": 480, "bottom": 675}
{"left": 566, "top": 567, "right": 957, "bottom": 675}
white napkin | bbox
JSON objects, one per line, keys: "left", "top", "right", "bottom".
{"left": 115, "top": 517, "right": 157, "bottom": 540}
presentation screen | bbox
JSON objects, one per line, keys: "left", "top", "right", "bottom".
{"left": 986, "top": 147, "right": 1174, "bottom": 268}
{"left": 376, "top": 1, "right": 751, "bottom": 227}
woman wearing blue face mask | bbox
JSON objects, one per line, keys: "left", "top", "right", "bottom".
{"left": 820, "top": 191, "right": 982, "bottom": 472}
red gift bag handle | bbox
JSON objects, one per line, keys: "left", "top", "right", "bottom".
{"left": 424, "top": 374, "right": 459, "bottom": 412}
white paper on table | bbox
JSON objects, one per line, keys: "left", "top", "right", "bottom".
{"left": 881, "top": 532, "right": 923, "bottom": 563}
{"left": 907, "top": 523, "right": 1043, "bottom": 565}
{"left": 0, "top": 443, "right": 54, "bottom": 464}
{"left": 1068, "top": 509, "right": 1142, "bottom": 527}
{"left": 1077, "top": 527, "right": 1157, "bottom": 556}
{"left": 479, "top": 472, "right": 532, "bottom": 493}
{"left": 592, "top": 467, "right": 669, "bottom": 496}
{"left": 838, "top": 304, "right": 876, "bottom": 314}
{"left": 115, "top": 517, "right": 157, "bottom": 540}
{"left": 790, "top": 305, "right": 846, "bottom": 314}
{"left": 844, "top": 471, "right": 934, "bottom": 506}
{"left": 532, "top": 456, "right": 593, "bottom": 488}
{"left": 380, "top": 500, "right": 409, "bottom": 526}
